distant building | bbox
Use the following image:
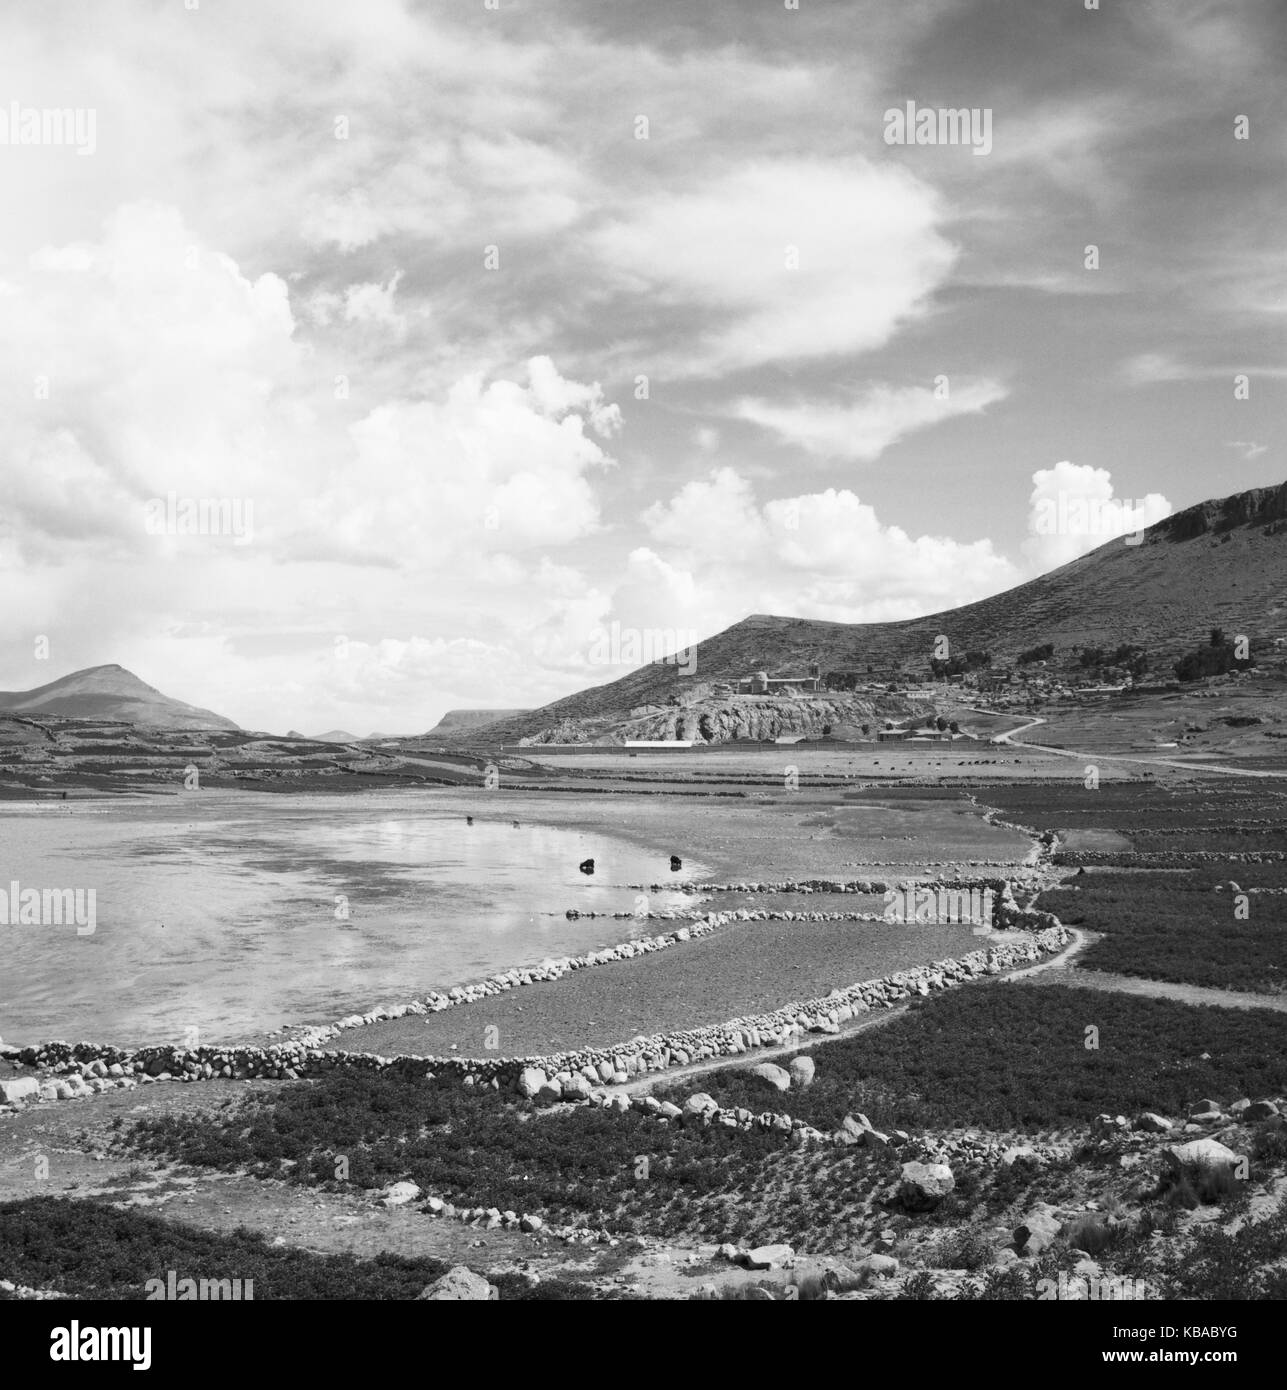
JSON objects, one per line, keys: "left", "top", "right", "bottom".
{"left": 823, "top": 667, "right": 907, "bottom": 691}
{"left": 877, "top": 728, "right": 910, "bottom": 741}
{"left": 737, "top": 669, "right": 821, "bottom": 694}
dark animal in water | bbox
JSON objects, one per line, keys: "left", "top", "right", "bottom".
{"left": 466, "top": 815, "right": 474, "bottom": 825}
{"left": 669, "top": 855, "right": 682, "bottom": 871}
{"left": 579, "top": 858, "right": 595, "bottom": 875}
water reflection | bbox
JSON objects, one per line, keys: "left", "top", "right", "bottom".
{"left": 0, "top": 794, "right": 704, "bottom": 1046}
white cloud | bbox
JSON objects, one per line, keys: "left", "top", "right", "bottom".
{"left": 0, "top": 203, "right": 302, "bottom": 562}
{"left": 1021, "top": 462, "right": 1173, "bottom": 571}
{"left": 733, "top": 378, "right": 1007, "bottom": 462}
{"left": 292, "top": 359, "right": 618, "bottom": 565}
{"left": 589, "top": 159, "right": 957, "bottom": 376}
{"left": 615, "top": 470, "right": 1019, "bottom": 641}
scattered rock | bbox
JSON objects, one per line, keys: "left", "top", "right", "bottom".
{"left": 684, "top": 1092, "right": 718, "bottom": 1118}
{"left": 789, "top": 1056, "right": 815, "bottom": 1089}
{"left": 750, "top": 1062, "right": 792, "bottom": 1093}
{"left": 1000, "top": 1146, "right": 1044, "bottom": 1168}
{"left": 741, "top": 1244, "right": 794, "bottom": 1271}
{"left": 1015, "top": 1205, "right": 1063, "bottom": 1256}
{"left": 417, "top": 1265, "right": 499, "bottom": 1300}
{"left": 1163, "top": 1138, "right": 1241, "bottom": 1175}
{"left": 517, "top": 1067, "right": 547, "bottom": 1100}
{"left": 898, "top": 1161, "right": 955, "bottom": 1211}
{"left": 855, "top": 1254, "right": 899, "bottom": 1280}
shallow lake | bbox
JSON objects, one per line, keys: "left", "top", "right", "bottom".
{"left": 0, "top": 791, "right": 706, "bottom": 1046}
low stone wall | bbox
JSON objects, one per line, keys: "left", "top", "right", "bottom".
{"left": 5, "top": 869, "right": 1067, "bottom": 1109}
{"left": 6, "top": 923, "right": 1068, "bottom": 1104}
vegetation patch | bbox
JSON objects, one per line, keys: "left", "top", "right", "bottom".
{"left": 0, "top": 1196, "right": 595, "bottom": 1300}
{"left": 1042, "top": 872, "right": 1287, "bottom": 993}
{"left": 654, "top": 981, "right": 1287, "bottom": 1132}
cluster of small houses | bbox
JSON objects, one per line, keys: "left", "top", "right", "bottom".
{"left": 723, "top": 661, "right": 1159, "bottom": 716}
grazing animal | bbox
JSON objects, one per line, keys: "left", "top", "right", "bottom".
{"left": 512, "top": 820, "right": 520, "bottom": 828}
{"left": 579, "top": 858, "right": 595, "bottom": 875}
{"left": 669, "top": 855, "right": 682, "bottom": 872}
{"left": 466, "top": 815, "right": 474, "bottom": 825}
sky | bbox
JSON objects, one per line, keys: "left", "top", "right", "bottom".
{"left": 0, "top": 0, "right": 1282, "bottom": 734}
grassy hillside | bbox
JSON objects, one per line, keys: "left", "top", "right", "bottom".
{"left": 464, "top": 482, "right": 1287, "bottom": 743}
{"left": 0, "top": 663, "right": 239, "bottom": 731}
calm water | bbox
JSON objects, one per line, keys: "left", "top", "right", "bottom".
{"left": 0, "top": 792, "right": 706, "bottom": 1046}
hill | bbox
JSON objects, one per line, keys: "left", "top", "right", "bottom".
{"left": 464, "top": 481, "right": 1287, "bottom": 744}
{"left": 425, "top": 708, "right": 531, "bottom": 736}
{"left": 0, "top": 665, "right": 240, "bottom": 731}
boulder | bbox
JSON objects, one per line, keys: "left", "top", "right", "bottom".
{"left": 854, "top": 1253, "right": 899, "bottom": 1280}
{"left": 1015, "top": 1205, "right": 1062, "bottom": 1255}
{"left": 741, "top": 1243, "right": 794, "bottom": 1271}
{"left": 0, "top": 1077, "right": 39, "bottom": 1105}
{"left": 684, "top": 1092, "right": 718, "bottom": 1118}
{"left": 517, "top": 1067, "right": 547, "bottom": 1099}
{"left": 417, "top": 1265, "right": 499, "bottom": 1300}
{"left": 1244, "top": 1100, "right": 1280, "bottom": 1122}
{"left": 750, "top": 1063, "right": 791, "bottom": 1093}
{"left": 1001, "top": 1146, "right": 1044, "bottom": 1168}
{"left": 1163, "top": 1138, "right": 1241, "bottom": 1175}
{"left": 657, "top": 1101, "right": 683, "bottom": 1120}
{"left": 561, "top": 1075, "right": 593, "bottom": 1103}
{"left": 789, "top": 1056, "right": 815, "bottom": 1089}
{"left": 381, "top": 1181, "right": 421, "bottom": 1207}
{"left": 840, "top": 1113, "right": 873, "bottom": 1139}
{"left": 535, "top": 1080, "right": 563, "bottom": 1106}
{"left": 519, "top": 1214, "right": 543, "bottom": 1233}
{"left": 898, "top": 1161, "right": 955, "bottom": 1211}
{"left": 1134, "top": 1112, "right": 1173, "bottom": 1133}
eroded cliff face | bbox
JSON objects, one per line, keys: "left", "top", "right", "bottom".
{"left": 520, "top": 695, "right": 929, "bottom": 745}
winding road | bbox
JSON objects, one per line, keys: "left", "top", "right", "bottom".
{"left": 978, "top": 710, "right": 1287, "bottom": 780}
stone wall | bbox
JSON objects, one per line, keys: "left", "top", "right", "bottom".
{"left": 7, "top": 919, "right": 1069, "bottom": 1104}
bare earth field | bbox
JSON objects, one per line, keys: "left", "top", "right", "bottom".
{"left": 339, "top": 917, "right": 1014, "bottom": 1058}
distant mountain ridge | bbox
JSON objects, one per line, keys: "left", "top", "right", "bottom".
{"left": 458, "top": 480, "right": 1287, "bottom": 744}
{"left": 0, "top": 664, "right": 239, "bottom": 731}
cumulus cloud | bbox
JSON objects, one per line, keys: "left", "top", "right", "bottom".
{"left": 733, "top": 378, "right": 1007, "bottom": 462}
{"left": 290, "top": 358, "right": 618, "bottom": 566}
{"left": 0, "top": 203, "right": 301, "bottom": 563}
{"left": 1021, "top": 462, "right": 1173, "bottom": 571}
{"left": 0, "top": 203, "right": 627, "bottom": 730}
{"left": 605, "top": 469, "right": 1020, "bottom": 645}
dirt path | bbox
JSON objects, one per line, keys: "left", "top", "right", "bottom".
{"left": 1023, "top": 964, "right": 1287, "bottom": 1013}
